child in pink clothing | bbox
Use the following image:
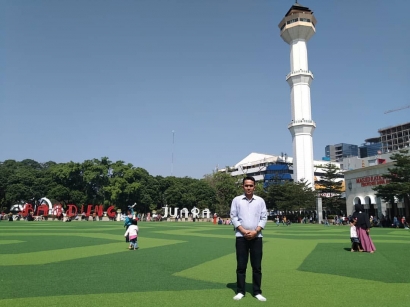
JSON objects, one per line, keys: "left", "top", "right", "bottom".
{"left": 350, "top": 217, "right": 363, "bottom": 252}
{"left": 124, "top": 219, "right": 139, "bottom": 250}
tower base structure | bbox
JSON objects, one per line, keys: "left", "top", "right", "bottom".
{"left": 288, "top": 121, "right": 315, "bottom": 187}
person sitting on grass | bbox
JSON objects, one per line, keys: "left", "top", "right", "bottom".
{"left": 27, "top": 211, "right": 35, "bottom": 221}
{"left": 350, "top": 217, "right": 363, "bottom": 252}
{"left": 124, "top": 219, "right": 139, "bottom": 250}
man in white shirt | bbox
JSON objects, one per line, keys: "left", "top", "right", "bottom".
{"left": 230, "top": 176, "right": 267, "bottom": 302}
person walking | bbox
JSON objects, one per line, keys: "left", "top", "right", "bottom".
{"left": 349, "top": 217, "right": 363, "bottom": 252}
{"left": 230, "top": 176, "right": 267, "bottom": 302}
{"left": 124, "top": 219, "right": 139, "bottom": 250}
{"left": 352, "top": 204, "right": 376, "bottom": 253}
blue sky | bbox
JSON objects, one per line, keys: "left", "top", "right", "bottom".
{"left": 1, "top": 0, "right": 409, "bottom": 178}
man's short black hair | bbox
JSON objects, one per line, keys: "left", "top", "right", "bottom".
{"left": 132, "top": 219, "right": 138, "bottom": 225}
{"left": 242, "top": 176, "right": 256, "bottom": 185}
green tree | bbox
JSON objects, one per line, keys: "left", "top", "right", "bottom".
{"left": 373, "top": 150, "right": 410, "bottom": 215}
{"left": 0, "top": 159, "right": 58, "bottom": 210}
{"left": 0, "top": 157, "right": 240, "bottom": 217}
{"left": 135, "top": 175, "right": 161, "bottom": 214}
{"left": 265, "top": 180, "right": 315, "bottom": 213}
{"left": 254, "top": 181, "right": 267, "bottom": 200}
{"left": 6, "top": 160, "right": 51, "bottom": 205}
{"left": 189, "top": 180, "right": 215, "bottom": 210}
{"left": 82, "top": 158, "right": 111, "bottom": 205}
{"left": 316, "top": 163, "right": 344, "bottom": 213}
{"left": 50, "top": 162, "right": 86, "bottom": 206}
{"left": 203, "top": 172, "right": 240, "bottom": 216}
{"left": 103, "top": 161, "right": 145, "bottom": 210}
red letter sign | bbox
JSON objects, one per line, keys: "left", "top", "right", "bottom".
{"left": 94, "top": 205, "right": 104, "bottom": 217}
{"left": 66, "top": 204, "right": 78, "bottom": 217}
{"left": 107, "top": 206, "right": 116, "bottom": 218}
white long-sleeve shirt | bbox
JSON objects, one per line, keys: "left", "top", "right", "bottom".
{"left": 350, "top": 225, "right": 358, "bottom": 238}
{"left": 125, "top": 225, "right": 138, "bottom": 238}
{"left": 230, "top": 194, "right": 267, "bottom": 237}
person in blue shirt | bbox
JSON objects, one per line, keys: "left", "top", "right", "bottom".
{"left": 230, "top": 176, "right": 267, "bottom": 302}
{"left": 124, "top": 207, "right": 134, "bottom": 242}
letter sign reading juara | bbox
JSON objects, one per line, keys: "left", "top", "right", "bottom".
{"left": 161, "top": 205, "right": 211, "bottom": 219}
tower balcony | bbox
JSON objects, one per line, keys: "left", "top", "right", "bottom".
{"left": 288, "top": 119, "right": 316, "bottom": 129}
{"left": 288, "top": 119, "right": 316, "bottom": 137}
{"left": 286, "top": 69, "right": 314, "bottom": 81}
{"left": 280, "top": 23, "right": 316, "bottom": 43}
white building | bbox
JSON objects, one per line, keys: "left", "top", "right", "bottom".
{"left": 279, "top": 3, "right": 317, "bottom": 188}
{"left": 219, "top": 152, "right": 342, "bottom": 190}
{"left": 345, "top": 163, "right": 391, "bottom": 219}
{"left": 343, "top": 151, "right": 409, "bottom": 219}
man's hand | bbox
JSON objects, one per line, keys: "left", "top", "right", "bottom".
{"left": 238, "top": 226, "right": 259, "bottom": 240}
{"left": 244, "top": 230, "right": 258, "bottom": 240}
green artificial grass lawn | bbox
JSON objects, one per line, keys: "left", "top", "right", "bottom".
{"left": 0, "top": 221, "right": 409, "bottom": 307}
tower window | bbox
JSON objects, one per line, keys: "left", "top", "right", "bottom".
{"left": 286, "top": 18, "right": 299, "bottom": 25}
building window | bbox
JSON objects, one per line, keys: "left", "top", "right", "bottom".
{"left": 286, "top": 18, "right": 299, "bottom": 25}
{"left": 368, "top": 159, "right": 377, "bottom": 166}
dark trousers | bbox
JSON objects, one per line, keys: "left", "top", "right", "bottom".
{"left": 125, "top": 225, "right": 129, "bottom": 242}
{"left": 235, "top": 236, "right": 263, "bottom": 296}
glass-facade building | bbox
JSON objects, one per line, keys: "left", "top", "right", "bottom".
{"left": 359, "top": 137, "right": 382, "bottom": 158}
{"left": 325, "top": 143, "right": 359, "bottom": 161}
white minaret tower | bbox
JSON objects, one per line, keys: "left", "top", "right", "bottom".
{"left": 279, "top": 2, "right": 317, "bottom": 188}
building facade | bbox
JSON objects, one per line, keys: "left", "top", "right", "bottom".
{"left": 379, "top": 122, "right": 410, "bottom": 153}
{"left": 325, "top": 143, "right": 359, "bottom": 161}
{"left": 359, "top": 137, "right": 382, "bottom": 158}
{"left": 344, "top": 163, "right": 409, "bottom": 219}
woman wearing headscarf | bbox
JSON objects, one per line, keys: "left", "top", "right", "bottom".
{"left": 352, "top": 204, "right": 376, "bottom": 253}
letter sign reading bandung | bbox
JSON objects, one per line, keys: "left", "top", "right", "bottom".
{"left": 20, "top": 204, "right": 117, "bottom": 218}
{"left": 356, "top": 176, "right": 390, "bottom": 187}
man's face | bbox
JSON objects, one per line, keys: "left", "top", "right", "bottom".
{"left": 242, "top": 179, "right": 255, "bottom": 196}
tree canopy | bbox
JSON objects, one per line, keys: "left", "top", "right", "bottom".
{"left": 316, "top": 163, "right": 345, "bottom": 213}
{"left": 373, "top": 150, "right": 410, "bottom": 208}
{"left": 265, "top": 179, "right": 316, "bottom": 213}
{"left": 0, "top": 158, "right": 241, "bottom": 215}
